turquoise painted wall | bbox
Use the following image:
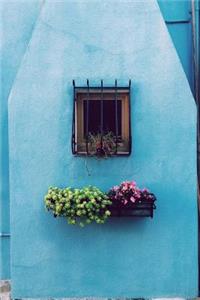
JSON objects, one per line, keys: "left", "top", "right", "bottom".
{"left": 1, "top": 0, "right": 197, "bottom": 282}
{"left": 8, "top": 0, "right": 197, "bottom": 298}
{"left": 0, "top": 0, "right": 43, "bottom": 279}
{"left": 158, "top": 0, "right": 194, "bottom": 93}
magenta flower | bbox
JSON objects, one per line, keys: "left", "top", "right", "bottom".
{"left": 113, "top": 186, "right": 119, "bottom": 191}
{"left": 122, "top": 186, "right": 128, "bottom": 191}
{"left": 130, "top": 197, "right": 136, "bottom": 203}
{"left": 108, "top": 180, "right": 155, "bottom": 207}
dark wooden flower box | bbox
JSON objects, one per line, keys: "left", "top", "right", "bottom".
{"left": 110, "top": 197, "right": 156, "bottom": 218}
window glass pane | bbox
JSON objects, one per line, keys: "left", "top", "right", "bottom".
{"left": 83, "top": 99, "right": 121, "bottom": 136}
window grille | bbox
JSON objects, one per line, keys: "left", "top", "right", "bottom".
{"left": 72, "top": 80, "right": 132, "bottom": 156}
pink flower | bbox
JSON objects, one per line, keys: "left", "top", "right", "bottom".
{"left": 113, "top": 186, "right": 119, "bottom": 191}
{"left": 135, "top": 192, "right": 141, "bottom": 199}
{"left": 130, "top": 181, "right": 136, "bottom": 186}
{"left": 130, "top": 197, "right": 136, "bottom": 203}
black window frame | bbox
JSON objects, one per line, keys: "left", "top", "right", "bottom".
{"left": 71, "top": 80, "right": 132, "bottom": 156}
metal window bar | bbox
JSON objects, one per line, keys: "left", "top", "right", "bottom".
{"left": 100, "top": 80, "right": 104, "bottom": 149}
{"left": 128, "top": 79, "right": 132, "bottom": 154}
{"left": 86, "top": 79, "right": 90, "bottom": 154}
{"left": 115, "top": 79, "right": 118, "bottom": 153}
{"left": 71, "top": 80, "right": 76, "bottom": 154}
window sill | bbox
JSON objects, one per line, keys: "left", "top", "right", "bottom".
{"left": 73, "top": 151, "right": 131, "bottom": 157}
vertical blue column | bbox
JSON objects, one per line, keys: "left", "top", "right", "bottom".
{"left": 0, "top": 0, "right": 42, "bottom": 279}
{"left": 158, "top": 0, "right": 195, "bottom": 94}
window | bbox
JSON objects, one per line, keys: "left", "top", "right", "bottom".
{"left": 72, "top": 81, "right": 131, "bottom": 156}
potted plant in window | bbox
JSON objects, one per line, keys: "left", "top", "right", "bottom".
{"left": 88, "top": 131, "right": 116, "bottom": 157}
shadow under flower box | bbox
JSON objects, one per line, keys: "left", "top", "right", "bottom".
{"left": 110, "top": 199, "right": 156, "bottom": 218}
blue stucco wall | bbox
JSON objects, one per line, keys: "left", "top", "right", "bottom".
{"left": 7, "top": 0, "right": 198, "bottom": 298}
{"left": 158, "top": 0, "right": 194, "bottom": 92}
{"left": 0, "top": 0, "right": 43, "bottom": 279}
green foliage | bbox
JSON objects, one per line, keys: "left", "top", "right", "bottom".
{"left": 44, "top": 186, "right": 112, "bottom": 227}
{"left": 88, "top": 131, "right": 116, "bottom": 157}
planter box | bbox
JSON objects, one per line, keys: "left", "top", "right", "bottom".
{"left": 110, "top": 198, "right": 156, "bottom": 218}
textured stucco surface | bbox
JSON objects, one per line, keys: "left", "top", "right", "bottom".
{"left": 8, "top": 0, "right": 197, "bottom": 298}
{"left": 0, "top": 0, "right": 43, "bottom": 279}
{"left": 158, "top": 0, "right": 194, "bottom": 90}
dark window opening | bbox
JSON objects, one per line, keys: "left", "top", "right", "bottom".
{"left": 83, "top": 100, "right": 122, "bottom": 137}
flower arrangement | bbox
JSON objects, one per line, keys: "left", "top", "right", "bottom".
{"left": 44, "top": 181, "right": 156, "bottom": 226}
{"left": 88, "top": 131, "right": 116, "bottom": 157}
{"left": 44, "top": 186, "right": 112, "bottom": 227}
{"left": 108, "top": 181, "right": 155, "bottom": 207}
